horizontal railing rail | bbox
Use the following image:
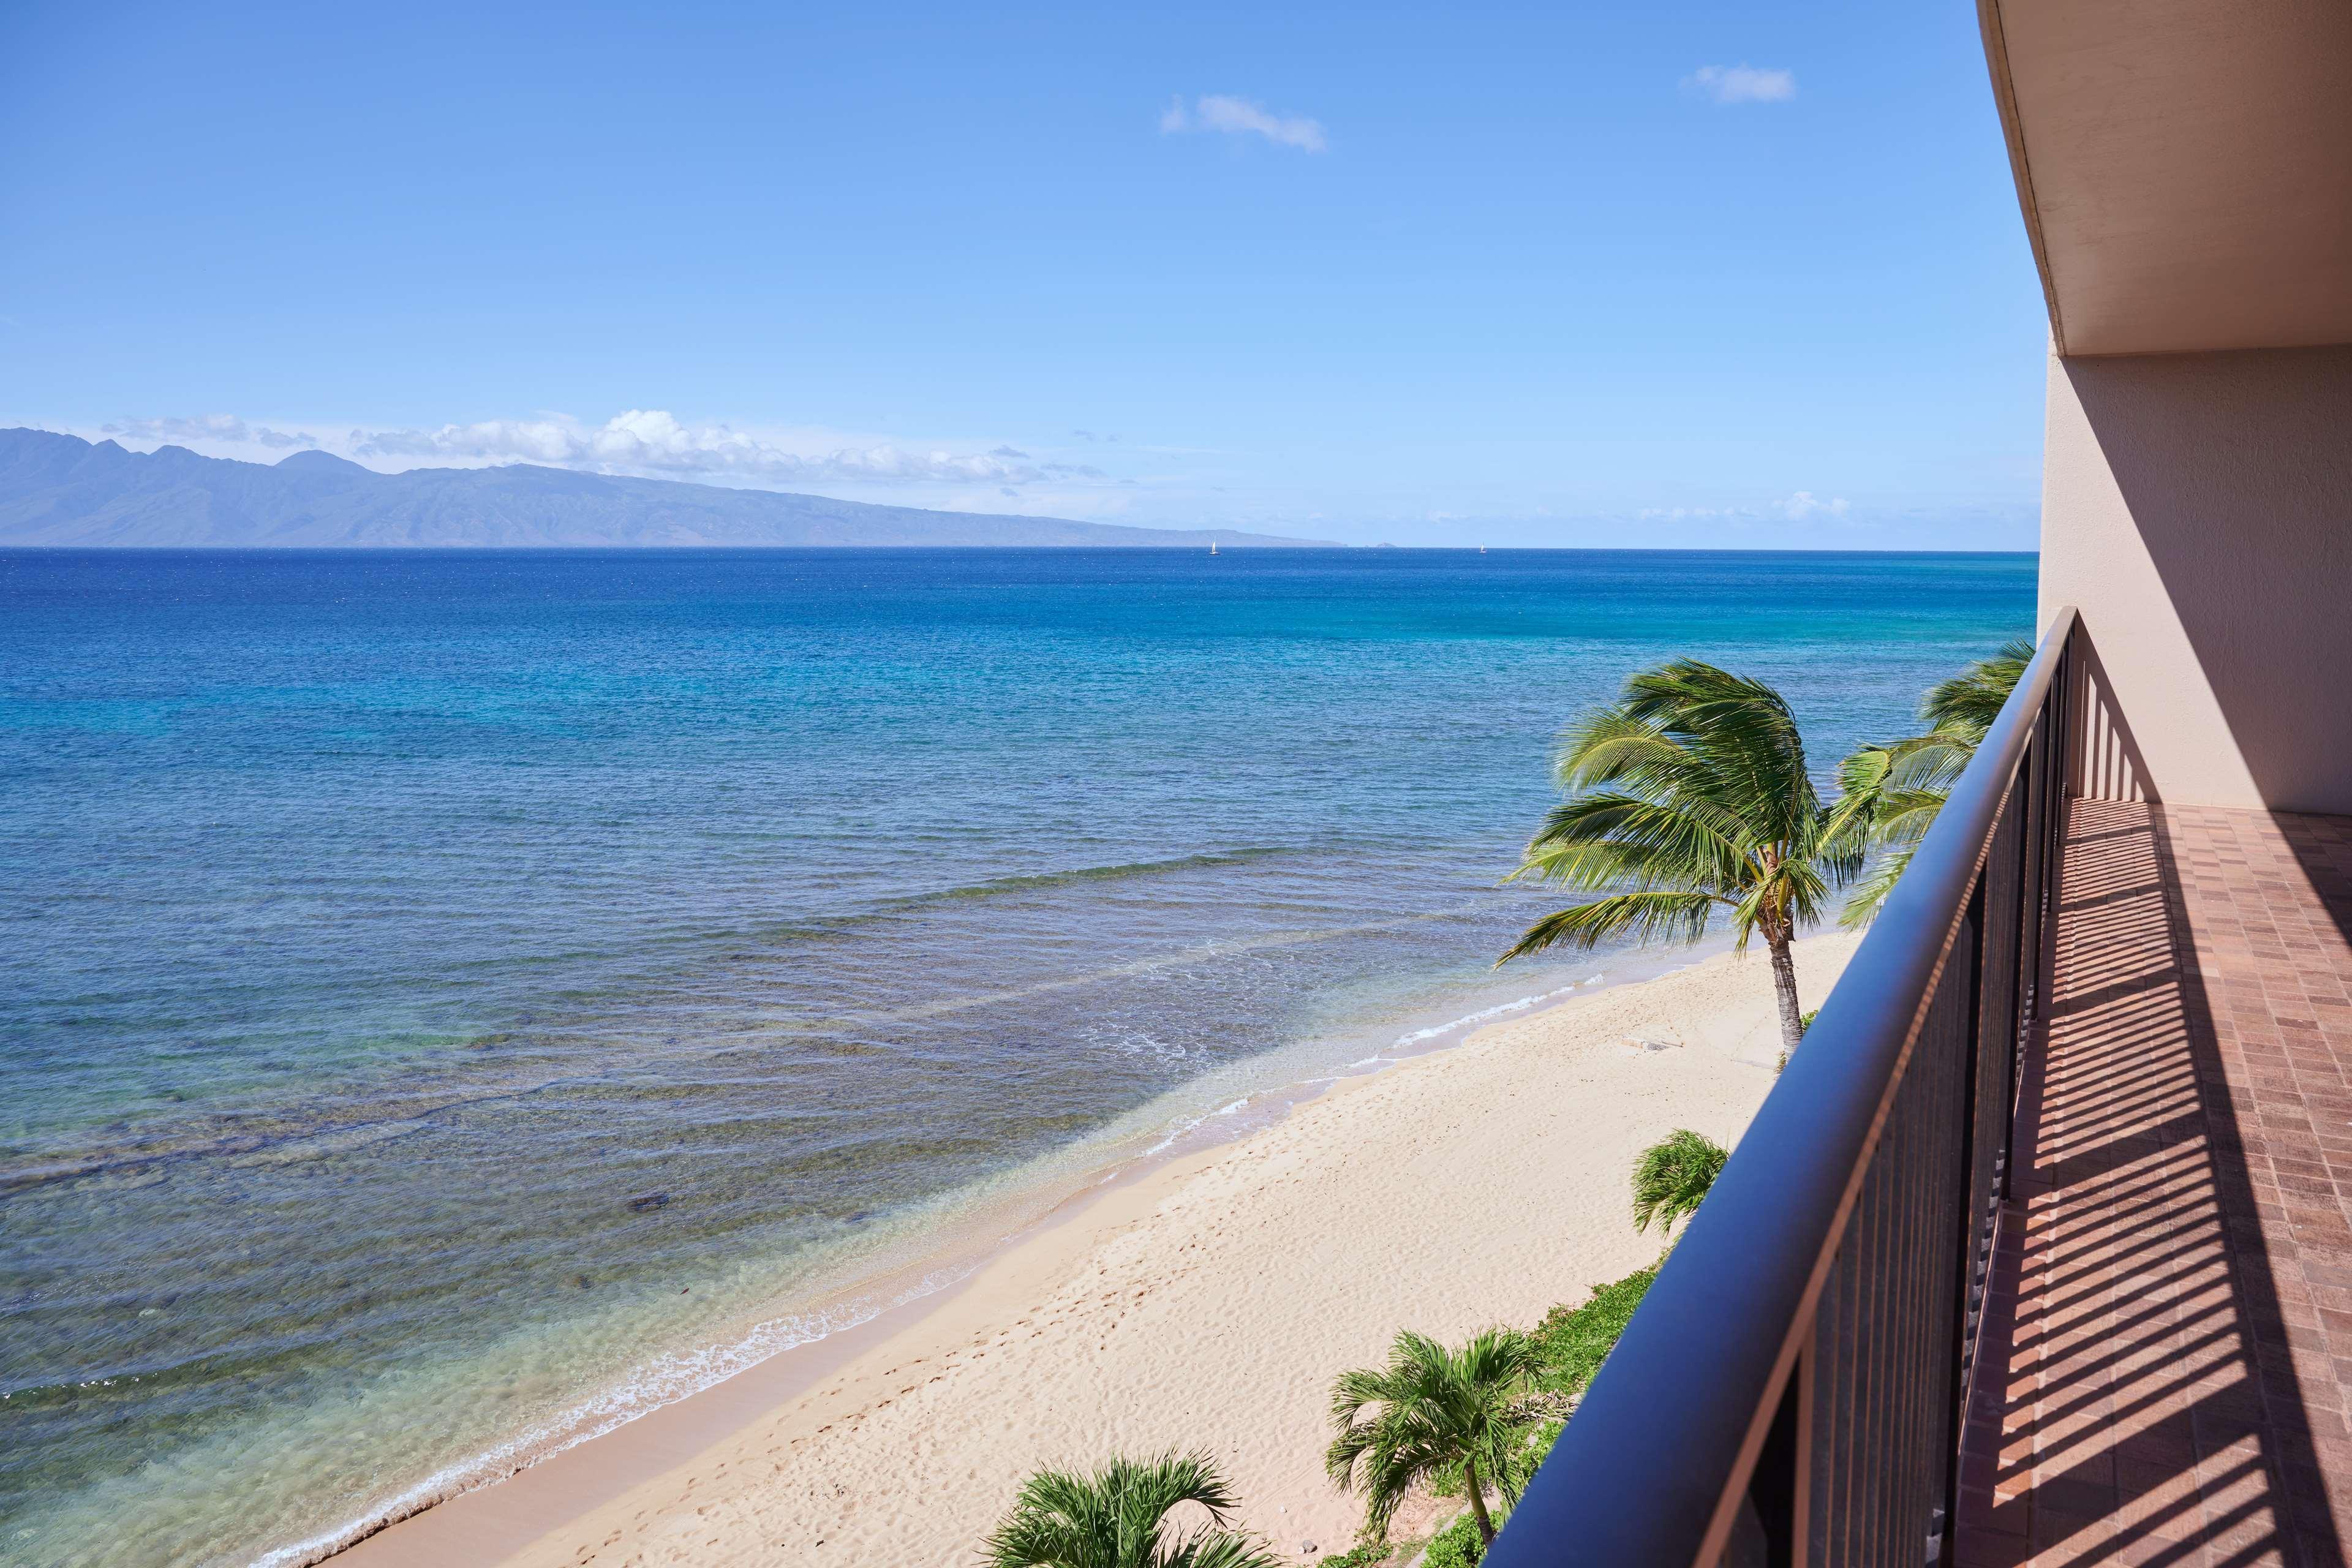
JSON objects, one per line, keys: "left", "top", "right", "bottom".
{"left": 1485, "top": 606, "right": 2080, "bottom": 1568}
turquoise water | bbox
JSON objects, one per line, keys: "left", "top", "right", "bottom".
{"left": 0, "top": 548, "right": 2034, "bottom": 1566}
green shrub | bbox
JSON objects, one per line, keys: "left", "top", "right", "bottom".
{"left": 1422, "top": 1513, "right": 1485, "bottom": 1568}
{"left": 1317, "top": 1541, "right": 1392, "bottom": 1568}
{"left": 1532, "top": 1267, "right": 1657, "bottom": 1395}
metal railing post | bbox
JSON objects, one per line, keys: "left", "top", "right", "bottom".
{"left": 1934, "top": 872, "right": 1988, "bottom": 1567}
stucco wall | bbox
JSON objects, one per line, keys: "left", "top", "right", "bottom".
{"left": 2038, "top": 344, "right": 2352, "bottom": 813}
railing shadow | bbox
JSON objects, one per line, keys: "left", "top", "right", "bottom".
{"left": 1955, "top": 799, "right": 2346, "bottom": 1567}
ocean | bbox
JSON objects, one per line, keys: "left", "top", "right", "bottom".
{"left": 0, "top": 548, "right": 2034, "bottom": 1567}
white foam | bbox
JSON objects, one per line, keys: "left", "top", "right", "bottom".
{"left": 1389, "top": 981, "right": 1582, "bottom": 1048}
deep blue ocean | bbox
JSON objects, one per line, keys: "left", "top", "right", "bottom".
{"left": 0, "top": 548, "right": 2035, "bottom": 1566}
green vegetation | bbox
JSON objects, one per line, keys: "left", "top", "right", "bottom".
{"left": 1315, "top": 1542, "right": 1393, "bottom": 1568}
{"left": 1532, "top": 1267, "right": 1657, "bottom": 1396}
{"left": 1422, "top": 1512, "right": 1488, "bottom": 1568}
{"left": 1628, "top": 1129, "right": 1727, "bottom": 1240}
{"left": 1835, "top": 639, "right": 2033, "bottom": 928}
{"left": 1327, "top": 1328, "right": 1545, "bottom": 1547}
{"left": 981, "top": 1452, "right": 1280, "bottom": 1568}
{"left": 1498, "top": 660, "right": 1874, "bottom": 1054}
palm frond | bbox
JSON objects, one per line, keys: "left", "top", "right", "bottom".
{"left": 1553, "top": 709, "right": 1696, "bottom": 791}
{"left": 1838, "top": 846, "right": 1918, "bottom": 930}
{"left": 1920, "top": 638, "right": 2034, "bottom": 742}
{"left": 1164, "top": 1537, "right": 1285, "bottom": 1568}
{"left": 1618, "top": 662, "right": 1819, "bottom": 840}
{"left": 984, "top": 1452, "right": 1268, "bottom": 1568}
{"left": 1630, "top": 1129, "right": 1728, "bottom": 1235}
{"left": 1512, "top": 793, "right": 1751, "bottom": 893}
{"left": 1455, "top": 1325, "right": 1545, "bottom": 1390}
{"left": 1877, "top": 736, "right": 1974, "bottom": 794}
{"left": 1865, "top": 790, "right": 1955, "bottom": 844}
{"left": 1498, "top": 892, "right": 1722, "bottom": 963}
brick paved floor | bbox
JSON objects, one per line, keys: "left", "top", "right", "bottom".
{"left": 1955, "top": 801, "right": 2352, "bottom": 1567}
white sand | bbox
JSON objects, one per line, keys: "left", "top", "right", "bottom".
{"left": 342, "top": 932, "right": 1859, "bottom": 1567}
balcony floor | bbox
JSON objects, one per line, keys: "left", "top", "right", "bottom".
{"left": 1957, "top": 801, "right": 2352, "bottom": 1567}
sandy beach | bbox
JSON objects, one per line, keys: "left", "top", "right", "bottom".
{"left": 339, "top": 931, "right": 1860, "bottom": 1568}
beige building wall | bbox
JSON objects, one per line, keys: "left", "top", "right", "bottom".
{"left": 2037, "top": 342, "right": 2352, "bottom": 814}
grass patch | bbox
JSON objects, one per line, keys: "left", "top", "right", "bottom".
{"left": 1532, "top": 1265, "right": 1657, "bottom": 1395}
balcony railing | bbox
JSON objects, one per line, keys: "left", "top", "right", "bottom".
{"left": 1487, "top": 607, "right": 2080, "bottom": 1568}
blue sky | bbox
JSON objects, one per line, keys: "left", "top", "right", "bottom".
{"left": 0, "top": 2, "right": 2048, "bottom": 547}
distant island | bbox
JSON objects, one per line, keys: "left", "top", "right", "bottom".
{"left": 0, "top": 429, "right": 1337, "bottom": 549}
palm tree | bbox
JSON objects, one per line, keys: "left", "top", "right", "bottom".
{"left": 1836, "top": 639, "right": 2033, "bottom": 929}
{"left": 1630, "top": 1128, "right": 1728, "bottom": 1238}
{"left": 982, "top": 1452, "right": 1280, "bottom": 1568}
{"left": 1326, "top": 1327, "right": 1545, "bottom": 1548}
{"left": 1499, "top": 660, "right": 1869, "bottom": 1055}
{"left": 1922, "top": 638, "right": 2036, "bottom": 744}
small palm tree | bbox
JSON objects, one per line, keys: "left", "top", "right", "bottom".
{"left": 1327, "top": 1327, "right": 1545, "bottom": 1548}
{"left": 1837, "top": 639, "right": 2033, "bottom": 928}
{"left": 1499, "top": 660, "right": 1869, "bottom": 1054}
{"left": 1630, "top": 1128, "right": 1728, "bottom": 1238}
{"left": 982, "top": 1452, "right": 1280, "bottom": 1568}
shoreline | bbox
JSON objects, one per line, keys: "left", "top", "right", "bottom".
{"left": 330, "top": 930, "right": 1856, "bottom": 1568}
{"left": 311, "top": 940, "right": 1710, "bottom": 1566}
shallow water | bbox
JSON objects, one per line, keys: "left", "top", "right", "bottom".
{"left": 0, "top": 547, "right": 2034, "bottom": 1566}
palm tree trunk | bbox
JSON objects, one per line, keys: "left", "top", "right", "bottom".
{"left": 1766, "top": 926, "right": 1805, "bottom": 1055}
{"left": 1463, "top": 1455, "right": 1496, "bottom": 1545}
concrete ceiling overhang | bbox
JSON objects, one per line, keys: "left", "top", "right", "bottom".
{"left": 1979, "top": 0, "right": 2352, "bottom": 357}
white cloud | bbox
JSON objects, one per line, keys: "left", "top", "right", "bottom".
{"left": 1778, "top": 491, "right": 1849, "bottom": 519}
{"left": 1687, "top": 64, "right": 1796, "bottom": 105}
{"left": 97, "top": 410, "right": 1112, "bottom": 490}
{"left": 1637, "top": 491, "right": 1850, "bottom": 522}
{"left": 104, "top": 413, "right": 322, "bottom": 450}
{"left": 347, "top": 410, "right": 1117, "bottom": 486}
{"left": 1159, "top": 94, "right": 1327, "bottom": 152}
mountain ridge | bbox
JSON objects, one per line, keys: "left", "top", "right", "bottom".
{"left": 0, "top": 429, "right": 1336, "bottom": 549}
